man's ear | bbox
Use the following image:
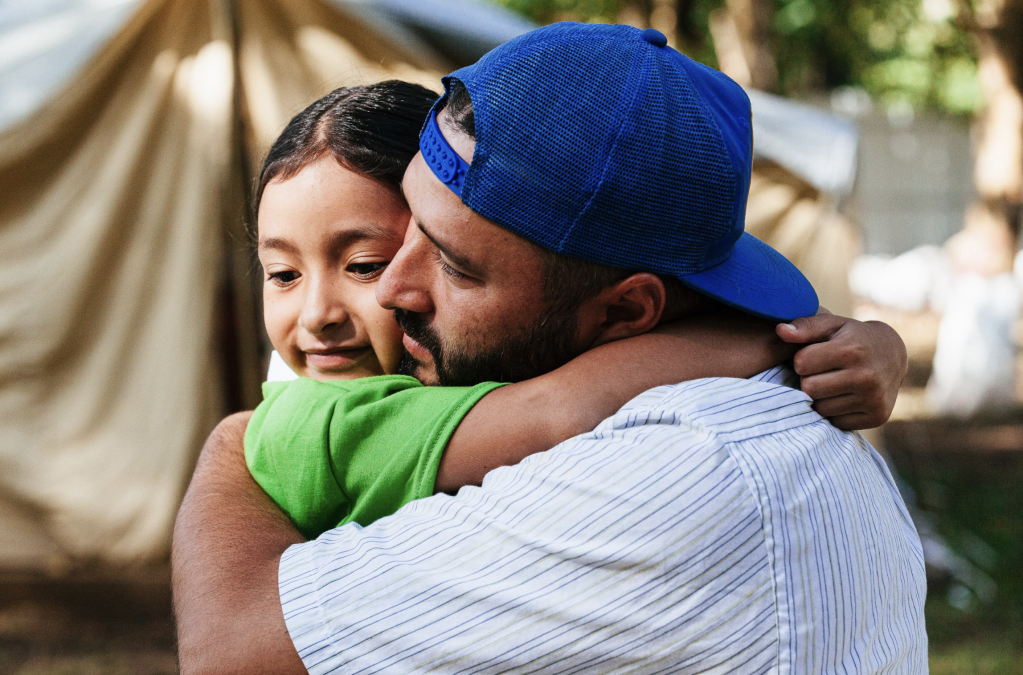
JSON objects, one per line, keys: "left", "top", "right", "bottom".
{"left": 582, "top": 273, "right": 667, "bottom": 348}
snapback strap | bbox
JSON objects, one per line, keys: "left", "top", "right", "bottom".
{"left": 420, "top": 110, "right": 470, "bottom": 197}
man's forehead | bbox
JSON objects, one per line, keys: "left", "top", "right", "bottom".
{"left": 402, "top": 153, "right": 544, "bottom": 274}
{"left": 402, "top": 152, "right": 466, "bottom": 224}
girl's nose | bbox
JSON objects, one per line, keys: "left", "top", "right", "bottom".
{"left": 299, "top": 279, "right": 348, "bottom": 336}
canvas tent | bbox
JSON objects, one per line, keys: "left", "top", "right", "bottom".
{"left": 0, "top": 0, "right": 861, "bottom": 569}
{"left": 0, "top": 0, "right": 446, "bottom": 569}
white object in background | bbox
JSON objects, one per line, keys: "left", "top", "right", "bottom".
{"left": 849, "top": 245, "right": 954, "bottom": 313}
{"left": 267, "top": 350, "right": 299, "bottom": 382}
{"left": 927, "top": 273, "right": 1020, "bottom": 417}
{"left": 1015, "top": 248, "right": 1023, "bottom": 288}
{"left": 746, "top": 88, "right": 860, "bottom": 197}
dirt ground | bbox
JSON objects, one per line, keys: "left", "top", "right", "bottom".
{"left": 0, "top": 569, "right": 177, "bottom": 675}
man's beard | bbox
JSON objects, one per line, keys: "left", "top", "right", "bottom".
{"left": 394, "top": 307, "right": 580, "bottom": 386}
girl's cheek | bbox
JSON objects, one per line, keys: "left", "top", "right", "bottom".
{"left": 360, "top": 285, "right": 406, "bottom": 375}
{"left": 263, "top": 291, "right": 305, "bottom": 375}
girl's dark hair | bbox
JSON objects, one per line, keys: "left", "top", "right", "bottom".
{"left": 254, "top": 80, "right": 439, "bottom": 218}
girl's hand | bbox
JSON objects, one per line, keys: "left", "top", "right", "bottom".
{"left": 777, "top": 312, "right": 908, "bottom": 430}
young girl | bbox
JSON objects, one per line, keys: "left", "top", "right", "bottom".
{"left": 247, "top": 81, "right": 893, "bottom": 539}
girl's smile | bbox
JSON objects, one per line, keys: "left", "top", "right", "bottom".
{"left": 302, "top": 346, "right": 374, "bottom": 371}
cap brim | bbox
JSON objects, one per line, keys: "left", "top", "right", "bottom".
{"left": 678, "top": 232, "right": 819, "bottom": 322}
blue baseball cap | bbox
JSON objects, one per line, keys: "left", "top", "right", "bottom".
{"left": 419, "top": 22, "right": 818, "bottom": 322}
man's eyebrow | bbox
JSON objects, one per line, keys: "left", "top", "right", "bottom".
{"left": 417, "top": 221, "right": 484, "bottom": 277}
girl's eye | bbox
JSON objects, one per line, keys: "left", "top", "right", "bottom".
{"left": 268, "top": 270, "right": 299, "bottom": 286}
{"left": 347, "top": 262, "right": 388, "bottom": 279}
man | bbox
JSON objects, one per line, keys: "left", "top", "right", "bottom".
{"left": 174, "top": 23, "right": 924, "bottom": 674}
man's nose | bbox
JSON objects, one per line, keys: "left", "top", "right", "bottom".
{"left": 299, "top": 278, "right": 348, "bottom": 336}
{"left": 377, "top": 227, "right": 433, "bottom": 314}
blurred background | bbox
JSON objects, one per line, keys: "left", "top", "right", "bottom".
{"left": 0, "top": 0, "right": 1020, "bottom": 672}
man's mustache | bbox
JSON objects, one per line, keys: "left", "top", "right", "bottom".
{"left": 393, "top": 309, "right": 442, "bottom": 359}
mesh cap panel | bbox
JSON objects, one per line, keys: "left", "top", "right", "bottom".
{"left": 448, "top": 23, "right": 741, "bottom": 275}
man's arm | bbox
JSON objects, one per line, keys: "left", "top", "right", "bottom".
{"left": 172, "top": 411, "right": 307, "bottom": 675}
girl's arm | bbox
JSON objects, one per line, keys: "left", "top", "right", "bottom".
{"left": 437, "top": 309, "right": 792, "bottom": 493}
{"left": 437, "top": 310, "right": 907, "bottom": 493}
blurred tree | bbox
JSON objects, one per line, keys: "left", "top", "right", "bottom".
{"left": 496, "top": 0, "right": 623, "bottom": 23}
{"left": 947, "top": 0, "right": 1023, "bottom": 266}
{"left": 492, "top": 0, "right": 987, "bottom": 114}
{"left": 725, "top": 0, "right": 778, "bottom": 89}
{"left": 975, "top": 0, "right": 1023, "bottom": 228}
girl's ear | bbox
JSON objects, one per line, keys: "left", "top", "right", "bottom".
{"left": 585, "top": 273, "right": 667, "bottom": 348}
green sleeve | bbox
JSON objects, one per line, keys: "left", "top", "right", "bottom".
{"left": 245, "top": 379, "right": 353, "bottom": 539}
{"left": 244, "top": 376, "right": 504, "bottom": 539}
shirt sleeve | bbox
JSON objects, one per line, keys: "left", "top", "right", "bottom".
{"left": 245, "top": 376, "right": 503, "bottom": 539}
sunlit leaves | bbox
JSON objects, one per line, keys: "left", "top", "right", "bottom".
{"left": 492, "top": 0, "right": 984, "bottom": 114}
{"left": 776, "top": 0, "right": 818, "bottom": 34}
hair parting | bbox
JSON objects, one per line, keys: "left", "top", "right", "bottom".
{"left": 254, "top": 81, "right": 439, "bottom": 222}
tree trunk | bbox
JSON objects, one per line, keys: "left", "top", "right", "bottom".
{"left": 723, "top": 0, "right": 777, "bottom": 91}
{"left": 616, "top": 0, "right": 652, "bottom": 30}
{"left": 708, "top": 7, "right": 753, "bottom": 86}
{"left": 949, "top": 0, "right": 1023, "bottom": 274}
{"left": 674, "top": 0, "right": 705, "bottom": 51}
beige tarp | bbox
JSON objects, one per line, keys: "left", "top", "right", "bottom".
{"left": 746, "top": 161, "right": 860, "bottom": 317}
{"left": 0, "top": 0, "right": 444, "bottom": 568}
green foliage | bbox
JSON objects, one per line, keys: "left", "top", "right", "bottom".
{"left": 888, "top": 447, "right": 1023, "bottom": 667}
{"left": 490, "top": 0, "right": 984, "bottom": 114}
{"left": 774, "top": 0, "right": 983, "bottom": 113}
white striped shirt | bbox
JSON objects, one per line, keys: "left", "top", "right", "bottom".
{"left": 278, "top": 367, "right": 928, "bottom": 674}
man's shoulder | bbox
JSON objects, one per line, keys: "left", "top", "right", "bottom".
{"left": 280, "top": 373, "right": 785, "bottom": 674}
{"left": 594, "top": 369, "right": 929, "bottom": 672}
{"left": 610, "top": 373, "right": 930, "bottom": 673}
{"left": 606, "top": 368, "right": 820, "bottom": 444}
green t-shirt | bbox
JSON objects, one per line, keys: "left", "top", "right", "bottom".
{"left": 244, "top": 375, "right": 504, "bottom": 539}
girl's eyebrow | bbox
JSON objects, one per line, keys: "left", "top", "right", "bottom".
{"left": 258, "top": 225, "right": 401, "bottom": 256}
{"left": 324, "top": 225, "right": 402, "bottom": 258}
{"left": 258, "top": 237, "right": 298, "bottom": 253}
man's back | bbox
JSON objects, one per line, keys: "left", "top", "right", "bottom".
{"left": 280, "top": 368, "right": 927, "bottom": 674}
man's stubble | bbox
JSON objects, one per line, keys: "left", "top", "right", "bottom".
{"left": 394, "top": 306, "right": 581, "bottom": 386}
